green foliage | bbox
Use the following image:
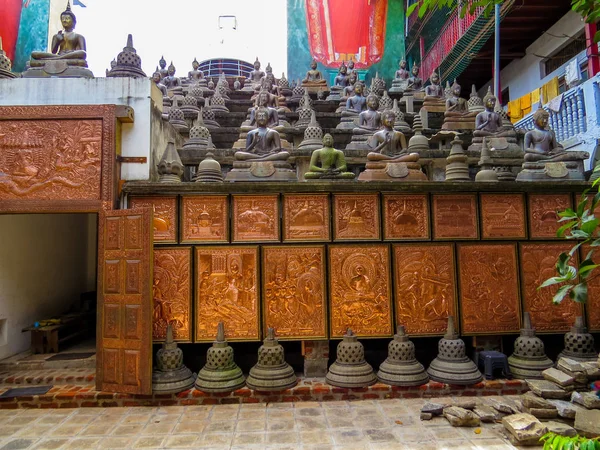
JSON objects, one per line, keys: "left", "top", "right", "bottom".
{"left": 540, "top": 432, "right": 600, "bottom": 450}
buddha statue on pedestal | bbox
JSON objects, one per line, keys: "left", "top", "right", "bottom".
{"left": 327, "top": 63, "right": 349, "bottom": 101}
{"left": 421, "top": 71, "right": 445, "bottom": 112}
{"left": 305, "top": 134, "right": 355, "bottom": 180}
{"left": 162, "top": 62, "right": 181, "bottom": 90}
{"left": 337, "top": 83, "right": 367, "bottom": 129}
{"left": 346, "top": 93, "right": 382, "bottom": 151}
{"left": 152, "top": 69, "right": 168, "bottom": 97}
{"left": 23, "top": 1, "right": 93, "bottom": 78}
{"left": 249, "top": 90, "right": 280, "bottom": 129}
{"left": 242, "top": 57, "right": 265, "bottom": 92}
{"left": 441, "top": 80, "right": 477, "bottom": 130}
{"left": 390, "top": 60, "right": 410, "bottom": 94}
{"left": 158, "top": 56, "right": 168, "bottom": 79}
{"left": 301, "top": 59, "right": 328, "bottom": 93}
{"left": 188, "top": 58, "right": 206, "bottom": 86}
{"left": 405, "top": 64, "right": 424, "bottom": 94}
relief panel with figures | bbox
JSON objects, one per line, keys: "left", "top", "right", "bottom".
{"left": 129, "top": 196, "right": 177, "bottom": 243}
{"left": 383, "top": 194, "right": 429, "bottom": 240}
{"left": 232, "top": 195, "right": 279, "bottom": 242}
{"left": 283, "top": 194, "right": 330, "bottom": 242}
{"left": 528, "top": 194, "right": 572, "bottom": 238}
{"left": 181, "top": 195, "right": 228, "bottom": 243}
{"left": 480, "top": 194, "right": 526, "bottom": 239}
{"left": 432, "top": 194, "right": 478, "bottom": 239}
{"left": 333, "top": 194, "right": 381, "bottom": 241}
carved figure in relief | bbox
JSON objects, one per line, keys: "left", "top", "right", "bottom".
{"left": 238, "top": 201, "right": 272, "bottom": 233}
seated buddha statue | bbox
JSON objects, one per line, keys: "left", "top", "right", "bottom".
{"left": 337, "top": 83, "right": 367, "bottom": 128}
{"left": 354, "top": 93, "right": 381, "bottom": 134}
{"left": 305, "top": 134, "right": 355, "bottom": 180}
{"left": 235, "top": 108, "right": 290, "bottom": 162}
{"left": 249, "top": 90, "right": 279, "bottom": 128}
{"left": 473, "top": 88, "right": 516, "bottom": 139}
{"left": 162, "top": 62, "right": 181, "bottom": 89}
{"left": 334, "top": 63, "right": 349, "bottom": 87}
{"left": 187, "top": 58, "right": 205, "bottom": 84}
{"left": 405, "top": 64, "right": 424, "bottom": 93}
{"left": 158, "top": 56, "right": 168, "bottom": 79}
{"left": 366, "top": 110, "right": 419, "bottom": 162}
{"left": 151, "top": 69, "right": 168, "bottom": 96}
{"left": 301, "top": 59, "right": 328, "bottom": 92}
{"left": 441, "top": 80, "right": 477, "bottom": 130}
{"left": 341, "top": 73, "right": 359, "bottom": 99}
{"left": 390, "top": 60, "right": 410, "bottom": 94}
{"left": 242, "top": 57, "right": 265, "bottom": 91}
{"left": 422, "top": 70, "right": 445, "bottom": 112}
{"left": 395, "top": 60, "right": 410, "bottom": 81}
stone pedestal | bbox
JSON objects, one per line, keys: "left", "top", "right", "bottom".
{"left": 225, "top": 160, "right": 297, "bottom": 182}
{"left": 508, "top": 312, "right": 553, "bottom": 379}
{"left": 377, "top": 326, "right": 429, "bottom": 387}
{"left": 326, "top": 329, "right": 377, "bottom": 388}
{"left": 358, "top": 161, "right": 426, "bottom": 181}
{"left": 22, "top": 60, "right": 94, "bottom": 79}
{"left": 558, "top": 316, "right": 597, "bottom": 362}
{"left": 246, "top": 328, "right": 298, "bottom": 391}
{"left": 152, "top": 325, "right": 195, "bottom": 394}
{"left": 516, "top": 157, "right": 588, "bottom": 182}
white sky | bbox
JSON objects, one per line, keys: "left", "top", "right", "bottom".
{"left": 55, "top": 0, "right": 288, "bottom": 77}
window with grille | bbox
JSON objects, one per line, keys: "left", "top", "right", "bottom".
{"left": 543, "top": 33, "right": 586, "bottom": 76}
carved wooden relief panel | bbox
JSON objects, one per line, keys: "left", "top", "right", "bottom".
{"left": 130, "top": 196, "right": 177, "bottom": 243}
{"left": 480, "top": 194, "right": 526, "bottom": 239}
{"left": 383, "top": 194, "right": 430, "bottom": 240}
{"left": 232, "top": 195, "right": 279, "bottom": 242}
{"left": 262, "top": 246, "right": 327, "bottom": 339}
{"left": 153, "top": 247, "right": 192, "bottom": 342}
{"left": 528, "top": 194, "right": 572, "bottom": 239}
{"left": 432, "top": 194, "right": 478, "bottom": 239}
{"left": 181, "top": 195, "right": 228, "bottom": 243}
{"left": 283, "top": 194, "right": 330, "bottom": 242}
{"left": 520, "top": 243, "right": 582, "bottom": 332}
{"left": 580, "top": 244, "right": 600, "bottom": 332}
{"left": 393, "top": 244, "right": 456, "bottom": 336}
{"left": 195, "top": 246, "right": 260, "bottom": 341}
{"left": 333, "top": 194, "right": 381, "bottom": 241}
{"left": 329, "top": 245, "right": 392, "bottom": 338}
{"left": 458, "top": 244, "right": 521, "bottom": 334}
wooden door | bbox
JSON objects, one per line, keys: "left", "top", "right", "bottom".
{"left": 96, "top": 208, "right": 153, "bottom": 394}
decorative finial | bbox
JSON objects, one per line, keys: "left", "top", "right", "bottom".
{"left": 125, "top": 34, "right": 133, "bottom": 49}
{"left": 166, "top": 323, "right": 174, "bottom": 343}
{"left": 397, "top": 325, "right": 406, "bottom": 336}
{"left": 444, "top": 316, "right": 458, "bottom": 339}
{"left": 309, "top": 110, "right": 318, "bottom": 126}
{"left": 216, "top": 322, "right": 225, "bottom": 341}
{"left": 65, "top": 0, "right": 71, "bottom": 12}
{"left": 197, "top": 109, "right": 205, "bottom": 126}
{"left": 168, "top": 61, "right": 175, "bottom": 71}
{"left": 346, "top": 328, "right": 355, "bottom": 337}
{"left": 193, "top": 57, "right": 198, "bottom": 64}
{"left": 267, "top": 327, "right": 275, "bottom": 340}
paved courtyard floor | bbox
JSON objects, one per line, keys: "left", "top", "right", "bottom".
{"left": 0, "top": 397, "right": 541, "bottom": 450}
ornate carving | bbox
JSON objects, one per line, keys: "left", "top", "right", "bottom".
{"left": 581, "top": 244, "right": 600, "bottom": 332}
{"left": 333, "top": 194, "right": 381, "bottom": 241}
{"left": 232, "top": 195, "right": 279, "bottom": 242}
{"left": 383, "top": 194, "right": 429, "bottom": 240}
{"left": 393, "top": 244, "right": 456, "bottom": 336}
{"left": 130, "top": 196, "right": 177, "bottom": 243}
{"left": 153, "top": 247, "right": 192, "bottom": 342}
{"left": 432, "top": 194, "right": 478, "bottom": 239}
{"left": 520, "top": 243, "right": 582, "bottom": 332}
{"left": 181, "top": 195, "right": 228, "bottom": 243}
{"left": 458, "top": 244, "right": 521, "bottom": 334}
{"left": 329, "top": 245, "right": 392, "bottom": 338}
{"left": 480, "top": 194, "right": 526, "bottom": 239}
{"left": 283, "top": 194, "right": 330, "bottom": 242}
{"left": 528, "top": 194, "right": 572, "bottom": 238}
{"left": 262, "top": 246, "right": 327, "bottom": 339}
{"left": 195, "top": 246, "right": 260, "bottom": 341}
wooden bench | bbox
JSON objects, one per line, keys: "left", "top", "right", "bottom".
{"left": 22, "top": 312, "right": 94, "bottom": 354}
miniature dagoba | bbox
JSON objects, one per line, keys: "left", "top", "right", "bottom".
{"left": 408, "top": 114, "right": 430, "bottom": 153}
{"left": 242, "top": 57, "right": 265, "bottom": 92}
{"left": 404, "top": 64, "right": 424, "bottom": 96}
{"left": 194, "top": 153, "right": 223, "bottom": 183}
{"left": 201, "top": 98, "right": 220, "bottom": 129}
{"left": 377, "top": 325, "right": 429, "bottom": 387}
{"left": 516, "top": 106, "right": 588, "bottom": 181}
{"left": 209, "top": 90, "right": 229, "bottom": 113}
{"left": 421, "top": 71, "right": 446, "bottom": 113}
{"left": 304, "top": 134, "right": 355, "bottom": 180}
{"left": 106, "top": 34, "right": 146, "bottom": 78}
{"left": 158, "top": 56, "right": 168, "bottom": 79}
{"left": 370, "top": 72, "right": 386, "bottom": 96}
{"left": 23, "top": 1, "right": 93, "bottom": 78}
{"left": 558, "top": 316, "right": 597, "bottom": 362}
{"left": 326, "top": 329, "right": 377, "bottom": 388}
{"left": 152, "top": 324, "right": 195, "bottom": 394}
{"left": 441, "top": 80, "right": 477, "bottom": 130}
{"left": 508, "top": 312, "right": 553, "bottom": 379}
{"left": 359, "top": 110, "right": 425, "bottom": 181}
{"left": 297, "top": 111, "right": 324, "bottom": 153}
{"left": 295, "top": 91, "right": 315, "bottom": 129}
{"left": 246, "top": 328, "right": 297, "bottom": 391}
{"left": 427, "top": 316, "right": 483, "bottom": 385}
{"left": 475, "top": 141, "right": 499, "bottom": 182}
{"left": 290, "top": 81, "right": 305, "bottom": 102}
{"left": 106, "top": 59, "right": 116, "bottom": 76}
{"left": 0, "top": 37, "right": 17, "bottom": 79}
{"left": 195, "top": 323, "right": 245, "bottom": 393}
{"left": 226, "top": 108, "right": 296, "bottom": 182}
{"left": 157, "top": 142, "right": 184, "bottom": 183}
{"left": 378, "top": 91, "right": 393, "bottom": 112}
{"left": 180, "top": 93, "right": 201, "bottom": 119}
{"left": 467, "top": 85, "right": 484, "bottom": 114}
{"left": 278, "top": 73, "right": 292, "bottom": 97}
{"left": 167, "top": 98, "right": 188, "bottom": 133}
{"left": 445, "top": 139, "right": 470, "bottom": 181}
{"left": 301, "top": 59, "right": 328, "bottom": 94}
{"left": 346, "top": 93, "right": 382, "bottom": 151}
{"left": 327, "top": 63, "right": 349, "bottom": 101}
{"left": 187, "top": 58, "right": 207, "bottom": 86}
{"left": 389, "top": 60, "right": 410, "bottom": 94}
{"left": 182, "top": 110, "right": 213, "bottom": 154}
{"left": 391, "top": 99, "right": 411, "bottom": 134}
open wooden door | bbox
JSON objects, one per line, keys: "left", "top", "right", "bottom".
{"left": 96, "top": 208, "right": 153, "bottom": 394}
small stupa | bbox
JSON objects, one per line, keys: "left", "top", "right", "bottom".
{"left": 183, "top": 110, "right": 213, "bottom": 152}
{"left": 392, "top": 99, "right": 412, "bottom": 134}
{"left": 297, "top": 111, "right": 323, "bottom": 152}
{"left": 427, "top": 316, "right": 483, "bottom": 385}
{"left": 106, "top": 34, "right": 146, "bottom": 78}
{"left": 295, "top": 103, "right": 315, "bottom": 129}
{"left": 195, "top": 153, "right": 223, "bottom": 183}
{"left": 378, "top": 91, "right": 393, "bottom": 111}
{"left": 370, "top": 72, "right": 386, "bottom": 96}
{"left": 467, "top": 84, "right": 484, "bottom": 113}
{"left": 508, "top": 312, "right": 553, "bottom": 379}
{"left": 195, "top": 322, "right": 245, "bottom": 393}
{"left": 210, "top": 89, "right": 229, "bottom": 113}
{"left": 408, "top": 114, "right": 429, "bottom": 153}
{"left": 167, "top": 98, "right": 188, "bottom": 133}
{"left": 157, "top": 142, "right": 184, "bottom": 183}
{"left": 152, "top": 324, "right": 195, "bottom": 394}
{"left": 377, "top": 325, "right": 429, "bottom": 387}
{"left": 291, "top": 80, "right": 305, "bottom": 102}
{"left": 475, "top": 139, "right": 499, "bottom": 182}
{"left": 246, "top": 328, "right": 297, "bottom": 391}
{"left": 326, "top": 329, "right": 377, "bottom": 388}
{"left": 558, "top": 316, "right": 597, "bottom": 362}
{"left": 180, "top": 92, "right": 200, "bottom": 120}
{"left": 0, "top": 37, "right": 17, "bottom": 79}
{"left": 201, "top": 98, "right": 220, "bottom": 129}
{"left": 278, "top": 72, "right": 292, "bottom": 97}
{"left": 445, "top": 139, "right": 470, "bottom": 181}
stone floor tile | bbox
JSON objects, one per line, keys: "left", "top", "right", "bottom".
{"left": 437, "top": 439, "right": 480, "bottom": 450}
{"left": 267, "top": 419, "right": 296, "bottom": 432}
{"left": 61, "top": 438, "right": 101, "bottom": 449}
{"left": 296, "top": 417, "right": 328, "bottom": 430}
{"left": 320, "top": 400, "right": 349, "bottom": 409}
{"left": 296, "top": 408, "right": 325, "bottom": 417}
{"left": 203, "top": 420, "right": 236, "bottom": 433}
{"left": 36, "top": 417, "right": 65, "bottom": 426}
{"left": 4, "top": 417, "right": 37, "bottom": 426}
{"left": 472, "top": 438, "right": 517, "bottom": 450}
{"left": 267, "top": 410, "right": 294, "bottom": 420}
{"left": 209, "top": 411, "right": 238, "bottom": 421}
{"left": 132, "top": 436, "right": 165, "bottom": 448}
{"left": 80, "top": 424, "right": 115, "bottom": 436}
{"left": 156, "top": 406, "right": 186, "bottom": 414}
{"left": 429, "top": 426, "right": 468, "bottom": 441}
{"left": 97, "top": 436, "right": 134, "bottom": 450}
{"left": 0, "top": 427, "right": 24, "bottom": 438}
{"left": 121, "top": 414, "right": 151, "bottom": 425}
{"left": 13, "top": 425, "right": 55, "bottom": 438}
{"left": 402, "top": 440, "right": 439, "bottom": 450}
{"left": 391, "top": 425, "right": 435, "bottom": 442}
{"left": 386, "top": 414, "right": 418, "bottom": 426}
{"left": 331, "top": 429, "right": 368, "bottom": 445}
{"left": 162, "top": 435, "right": 199, "bottom": 448}
{"left": 196, "top": 433, "right": 233, "bottom": 448}
{"left": 459, "top": 425, "right": 504, "bottom": 440}
{"left": 181, "top": 410, "right": 210, "bottom": 420}
{"left": 140, "top": 421, "right": 176, "bottom": 435}
{"left": 364, "top": 429, "right": 398, "bottom": 443}
{"left": 265, "top": 431, "right": 300, "bottom": 445}
{"left": 124, "top": 407, "right": 158, "bottom": 415}
{"left": 300, "top": 431, "right": 334, "bottom": 445}
{"left": 232, "top": 432, "right": 265, "bottom": 446}
{"left": 48, "top": 424, "right": 86, "bottom": 438}
{"left": 111, "top": 424, "right": 144, "bottom": 436}
{"left": 238, "top": 409, "right": 266, "bottom": 420}
{"left": 31, "top": 439, "right": 69, "bottom": 450}
{"left": 62, "top": 415, "right": 95, "bottom": 426}
{"left": 302, "top": 446, "right": 336, "bottom": 450}
{"left": 172, "top": 420, "right": 205, "bottom": 434}
{"left": 353, "top": 417, "right": 390, "bottom": 429}
{"left": 0, "top": 439, "right": 39, "bottom": 450}
{"left": 327, "top": 417, "right": 355, "bottom": 429}
{"left": 294, "top": 401, "right": 323, "bottom": 408}
{"left": 235, "top": 419, "right": 266, "bottom": 432}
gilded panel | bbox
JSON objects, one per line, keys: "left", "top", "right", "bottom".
{"left": 333, "top": 194, "right": 381, "bottom": 241}
{"left": 480, "top": 193, "right": 526, "bottom": 239}
{"left": 520, "top": 243, "right": 582, "bottom": 332}
{"left": 383, "top": 194, "right": 430, "bottom": 240}
{"left": 432, "top": 194, "right": 478, "bottom": 239}
{"left": 181, "top": 195, "right": 228, "bottom": 243}
{"left": 393, "top": 244, "right": 456, "bottom": 336}
{"left": 195, "top": 246, "right": 260, "bottom": 341}
{"left": 232, "top": 195, "right": 279, "bottom": 242}
{"left": 328, "top": 245, "right": 392, "bottom": 338}
{"left": 580, "top": 244, "right": 600, "bottom": 332}
{"left": 528, "top": 194, "right": 572, "bottom": 239}
{"left": 129, "top": 196, "right": 177, "bottom": 243}
{"left": 153, "top": 247, "right": 192, "bottom": 342}
{"left": 262, "top": 246, "right": 327, "bottom": 339}
{"left": 283, "top": 194, "right": 330, "bottom": 242}
{"left": 458, "top": 244, "right": 521, "bottom": 334}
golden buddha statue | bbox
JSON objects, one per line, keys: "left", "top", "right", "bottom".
{"left": 305, "top": 134, "right": 355, "bottom": 180}
{"left": 441, "top": 80, "right": 477, "bottom": 130}
{"left": 301, "top": 59, "right": 328, "bottom": 93}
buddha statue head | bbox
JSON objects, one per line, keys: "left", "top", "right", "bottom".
{"left": 366, "top": 93, "right": 379, "bottom": 110}
{"left": 192, "top": 58, "right": 199, "bottom": 70}
{"left": 60, "top": 1, "right": 77, "bottom": 31}
{"left": 152, "top": 69, "right": 161, "bottom": 84}
{"left": 159, "top": 56, "right": 166, "bottom": 69}
{"left": 310, "top": 59, "right": 318, "bottom": 70}
{"left": 483, "top": 87, "right": 497, "bottom": 111}
{"left": 451, "top": 80, "right": 461, "bottom": 97}
{"left": 399, "top": 60, "right": 407, "bottom": 70}
{"left": 339, "top": 62, "right": 347, "bottom": 75}
{"left": 323, "top": 133, "right": 334, "bottom": 147}
{"left": 411, "top": 64, "right": 420, "bottom": 77}
{"left": 348, "top": 72, "right": 358, "bottom": 85}
{"left": 533, "top": 107, "right": 549, "bottom": 130}
{"left": 430, "top": 70, "right": 440, "bottom": 85}
{"left": 256, "top": 90, "right": 270, "bottom": 107}
{"left": 255, "top": 108, "right": 269, "bottom": 127}
{"left": 348, "top": 60, "right": 355, "bottom": 71}
{"left": 253, "top": 57, "right": 261, "bottom": 70}
{"left": 354, "top": 82, "right": 364, "bottom": 96}
{"left": 382, "top": 110, "right": 396, "bottom": 128}
{"left": 168, "top": 62, "right": 176, "bottom": 76}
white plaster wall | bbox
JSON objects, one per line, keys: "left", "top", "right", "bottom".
{"left": 0, "top": 77, "right": 162, "bottom": 181}
{"left": 0, "top": 214, "right": 96, "bottom": 360}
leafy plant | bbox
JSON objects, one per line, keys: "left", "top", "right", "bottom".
{"left": 540, "top": 432, "right": 600, "bottom": 450}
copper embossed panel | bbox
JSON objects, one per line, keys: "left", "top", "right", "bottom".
{"left": 195, "top": 246, "right": 260, "bottom": 341}
{"left": 458, "top": 244, "right": 521, "bottom": 334}
{"left": 329, "top": 245, "right": 392, "bottom": 338}
{"left": 383, "top": 194, "right": 430, "bottom": 240}
{"left": 433, "top": 194, "right": 478, "bottom": 239}
{"left": 0, "top": 119, "right": 102, "bottom": 200}
{"left": 333, "top": 194, "right": 381, "bottom": 241}
{"left": 520, "top": 243, "right": 582, "bottom": 332}
{"left": 232, "top": 195, "right": 279, "bottom": 242}
{"left": 130, "top": 196, "right": 177, "bottom": 243}
{"left": 153, "top": 247, "right": 192, "bottom": 342}
{"left": 480, "top": 194, "right": 526, "bottom": 239}
{"left": 283, "top": 194, "right": 330, "bottom": 242}
{"left": 181, "top": 195, "right": 228, "bottom": 243}
{"left": 262, "top": 246, "right": 327, "bottom": 339}
{"left": 528, "top": 194, "right": 572, "bottom": 239}
{"left": 393, "top": 244, "right": 456, "bottom": 336}
{"left": 580, "top": 244, "right": 600, "bottom": 332}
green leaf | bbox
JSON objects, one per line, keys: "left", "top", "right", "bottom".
{"left": 569, "top": 242, "right": 583, "bottom": 257}
{"left": 571, "top": 230, "right": 590, "bottom": 239}
{"left": 570, "top": 282, "right": 588, "bottom": 303}
{"left": 581, "top": 218, "right": 599, "bottom": 235}
{"left": 406, "top": 3, "right": 419, "bottom": 16}
{"left": 558, "top": 208, "right": 577, "bottom": 219}
{"left": 553, "top": 285, "right": 573, "bottom": 304}
{"left": 595, "top": 30, "right": 600, "bottom": 43}
{"left": 579, "top": 258, "right": 598, "bottom": 279}
{"left": 557, "top": 252, "right": 570, "bottom": 275}
{"left": 591, "top": 238, "right": 600, "bottom": 247}
{"left": 539, "top": 276, "right": 567, "bottom": 289}
{"left": 557, "top": 221, "right": 578, "bottom": 237}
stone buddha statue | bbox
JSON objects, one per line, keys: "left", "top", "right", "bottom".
{"left": 24, "top": 0, "right": 93, "bottom": 78}
{"left": 395, "top": 60, "right": 410, "bottom": 81}
{"left": 346, "top": 93, "right": 382, "bottom": 151}
{"left": 243, "top": 57, "right": 265, "bottom": 92}
{"left": 405, "top": 64, "right": 423, "bottom": 93}
{"left": 305, "top": 134, "right": 355, "bottom": 180}
{"left": 152, "top": 69, "right": 168, "bottom": 96}
{"left": 249, "top": 90, "right": 280, "bottom": 128}
{"left": 389, "top": 60, "right": 410, "bottom": 94}
{"left": 337, "top": 83, "right": 367, "bottom": 129}
{"left": 158, "top": 56, "right": 168, "bottom": 79}
{"left": 162, "top": 62, "right": 181, "bottom": 90}
{"left": 188, "top": 58, "right": 205, "bottom": 84}
{"left": 235, "top": 109, "right": 289, "bottom": 162}
{"left": 342, "top": 73, "right": 359, "bottom": 98}
{"left": 422, "top": 70, "right": 445, "bottom": 112}
{"left": 334, "top": 63, "right": 349, "bottom": 87}
{"left": 441, "top": 80, "right": 477, "bottom": 130}
{"left": 301, "top": 59, "right": 328, "bottom": 93}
